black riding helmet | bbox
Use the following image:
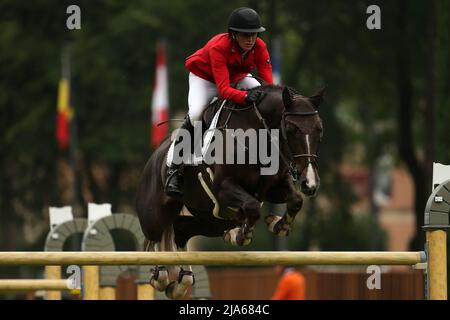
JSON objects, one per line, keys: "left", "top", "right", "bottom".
{"left": 228, "top": 7, "right": 266, "bottom": 33}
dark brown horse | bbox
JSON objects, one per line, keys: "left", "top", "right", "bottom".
{"left": 136, "top": 85, "right": 324, "bottom": 299}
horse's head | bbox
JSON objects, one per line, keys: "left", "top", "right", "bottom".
{"left": 281, "top": 86, "right": 324, "bottom": 197}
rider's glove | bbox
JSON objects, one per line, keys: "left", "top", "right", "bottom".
{"left": 245, "top": 89, "right": 264, "bottom": 105}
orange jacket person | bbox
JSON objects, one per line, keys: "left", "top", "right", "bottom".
{"left": 271, "top": 267, "right": 306, "bottom": 300}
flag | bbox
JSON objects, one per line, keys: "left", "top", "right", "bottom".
{"left": 151, "top": 41, "right": 169, "bottom": 149}
{"left": 56, "top": 78, "right": 73, "bottom": 151}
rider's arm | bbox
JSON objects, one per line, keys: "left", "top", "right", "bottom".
{"left": 210, "top": 46, "right": 247, "bottom": 105}
{"left": 255, "top": 39, "right": 273, "bottom": 85}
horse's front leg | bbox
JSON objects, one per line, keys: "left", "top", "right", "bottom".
{"left": 265, "top": 180, "right": 303, "bottom": 236}
{"left": 224, "top": 222, "right": 255, "bottom": 246}
{"left": 217, "top": 178, "right": 260, "bottom": 246}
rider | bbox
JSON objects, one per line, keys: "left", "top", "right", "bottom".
{"left": 165, "top": 7, "right": 274, "bottom": 199}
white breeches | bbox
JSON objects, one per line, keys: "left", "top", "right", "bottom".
{"left": 187, "top": 72, "right": 261, "bottom": 122}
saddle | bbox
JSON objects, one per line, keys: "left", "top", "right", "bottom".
{"left": 166, "top": 97, "right": 229, "bottom": 167}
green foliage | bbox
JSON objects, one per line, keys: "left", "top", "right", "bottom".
{"left": 317, "top": 212, "right": 387, "bottom": 251}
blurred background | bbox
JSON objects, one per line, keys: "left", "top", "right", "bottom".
{"left": 0, "top": 0, "right": 449, "bottom": 299}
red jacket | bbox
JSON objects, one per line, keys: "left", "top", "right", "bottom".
{"left": 185, "top": 33, "right": 273, "bottom": 105}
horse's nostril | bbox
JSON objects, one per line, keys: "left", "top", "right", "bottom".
{"left": 301, "top": 180, "right": 317, "bottom": 195}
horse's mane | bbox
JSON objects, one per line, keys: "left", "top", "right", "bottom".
{"left": 206, "top": 84, "right": 305, "bottom": 122}
{"left": 258, "top": 84, "right": 283, "bottom": 92}
{"left": 256, "top": 84, "right": 302, "bottom": 97}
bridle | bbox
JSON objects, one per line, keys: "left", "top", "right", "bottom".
{"left": 253, "top": 103, "right": 320, "bottom": 182}
{"left": 280, "top": 110, "right": 319, "bottom": 181}
{"left": 219, "top": 97, "right": 320, "bottom": 182}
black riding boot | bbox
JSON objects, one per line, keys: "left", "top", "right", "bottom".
{"left": 164, "top": 116, "right": 194, "bottom": 199}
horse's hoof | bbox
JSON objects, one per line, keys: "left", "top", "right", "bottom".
{"left": 237, "top": 231, "right": 253, "bottom": 246}
{"left": 150, "top": 266, "right": 170, "bottom": 291}
{"left": 165, "top": 280, "right": 190, "bottom": 300}
{"left": 274, "top": 220, "right": 291, "bottom": 237}
{"left": 224, "top": 228, "right": 253, "bottom": 246}
{"left": 165, "top": 281, "right": 177, "bottom": 299}
{"left": 265, "top": 215, "right": 282, "bottom": 233}
{"left": 178, "top": 269, "right": 195, "bottom": 287}
{"left": 264, "top": 215, "right": 276, "bottom": 225}
{"left": 223, "top": 229, "right": 239, "bottom": 246}
{"left": 164, "top": 270, "right": 195, "bottom": 299}
{"left": 150, "top": 266, "right": 169, "bottom": 281}
{"left": 223, "top": 231, "right": 231, "bottom": 244}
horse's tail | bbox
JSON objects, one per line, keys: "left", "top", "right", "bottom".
{"left": 143, "top": 225, "right": 176, "bottom": 253}
{"left": 160, "top": 224, "right": 177, "bottom": 251}
{"left": 135, "top": 137, "right": 172, "bottom": 241}
{"left": 143, "top": 238, "right": 152, "bottom": 252}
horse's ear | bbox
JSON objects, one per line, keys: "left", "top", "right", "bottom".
{"left": 308, "top": 87, "right": 326, "bottom": 109}
{"left": 282, "top": 86, "right": 294, "bottom": 109}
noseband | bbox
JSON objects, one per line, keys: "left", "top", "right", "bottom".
{"left": 280, "top": 110, "right": 319, "bottom": 181}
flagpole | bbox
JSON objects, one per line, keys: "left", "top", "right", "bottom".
{"left": 62, "top": 46, "right": 81, "bottom": 221}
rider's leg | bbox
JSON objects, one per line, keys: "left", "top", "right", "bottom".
{"left": 187, "top": 72, "right": 218, "bottom": 122}
{"left": 164, "top": 116, "right": 195, "bottom": 198}
{"left": 165, "top": 73, "right": 217, "bottom": 198}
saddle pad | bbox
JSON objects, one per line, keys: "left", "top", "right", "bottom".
{"left": 194, "top": 100, "right": 226, "bottom": 164}
{"left": 166, "top": 100, "right": 226, "bottom": 166}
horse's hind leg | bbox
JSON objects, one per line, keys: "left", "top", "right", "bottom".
{"left": 148, "top": 241, "right": 170, "bottom": 292}
{"left": 164, "top": 217, "right": 199, "bottom": 299}
{"left": 147, "top": 221, "right": 180, "bottom": 293}
{"left": 165, "top": 244, "right": 195, "bottom": 300}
